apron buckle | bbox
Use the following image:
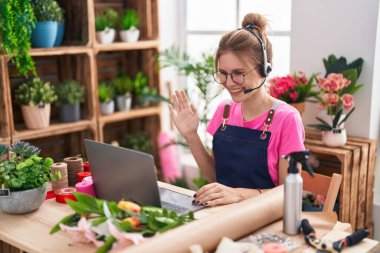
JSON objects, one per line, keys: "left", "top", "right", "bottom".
{"left": 221, "top": 119, "right": 228, "bottom": 131}
{"left": 260, "top": 123, "right": 270, "bottom": 140}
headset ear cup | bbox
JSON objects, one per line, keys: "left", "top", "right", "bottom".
{"left": 266, "top": 63, "right": 272, "bottom": 76}
{"left": 259, "top": 64, "right": 266, "bottom": 78}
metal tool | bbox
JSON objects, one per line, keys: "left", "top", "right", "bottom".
{"left": 301, "top": 219, "right": 369, "bottom": 253}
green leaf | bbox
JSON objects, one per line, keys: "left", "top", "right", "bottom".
{"left": 316, "top": 117, "right": 332, "bottom": 128}
{"left": 91, "top": 217, "right": 107, "bottom": 227}
{"left": 338, "top": 107, "right": 356, "bottom": 127}
{"left": 66, "top": 199, "right": 93, "bottom": 215}
{"left": 50, "top": 214, "right": 78, "bottom": 234}
{"left": 73, "top": 192, "right": 103, "bottom": 214}
{"left": 96, "top": 235, "right": 117, "bottom": 253}
{"left": 332, "top": 109, "right": 343, "bottom": 128}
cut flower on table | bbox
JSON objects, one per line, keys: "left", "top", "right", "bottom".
{"left": 50, "top": 192, "right": 194, "bottom": 253}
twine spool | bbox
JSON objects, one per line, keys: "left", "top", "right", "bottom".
{"left": 51, "top": 162, "right": 68, "bottom": 193}
{"left": 64, "top": 156, "right": 84, "bottom": 186}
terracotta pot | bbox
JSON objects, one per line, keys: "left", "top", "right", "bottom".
{"left": 289, "top": 102, "right": 305, "bottom": 115}
{"left": 21, "top": 104, "right": 51, "bottom": 129}
{"left": 322, "top": 128, "right": 347, "bottom": 147}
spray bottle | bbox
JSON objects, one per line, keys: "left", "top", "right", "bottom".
{"left": 283, "top": 150, "right": 314, "bottom": 235}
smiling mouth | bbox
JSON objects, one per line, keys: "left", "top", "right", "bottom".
{"left": 229, "top": 87, "right": 243, "bottom": 94}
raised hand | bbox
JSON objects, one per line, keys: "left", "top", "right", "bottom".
{"left": 169, "top": 90, "right": 200, "bottom": 140}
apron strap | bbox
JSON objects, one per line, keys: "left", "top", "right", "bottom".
{"left": 221, "top": 100, "right": 281, "bottom": 135}
{"left": 260, "top": 100, "right": 281, "bottom": 139}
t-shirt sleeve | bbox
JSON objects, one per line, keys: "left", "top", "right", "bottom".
{"left": 207, "top": 101, "right": 226, "bottom": 136}
{"left": 278, "top": 111, "right": 305, "bottom": 156}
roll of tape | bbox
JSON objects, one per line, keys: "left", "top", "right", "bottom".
{"left": 83, "top": 176, "right": 93, "bottom": 182}
{"left": 75, "top": 181, "right": 96, "bottom": 197}
{"left": 56, "top": 187, "right": 76, "bottom": 204}
{"left": 77, "top": 171, "right": 92, "bottom": 182}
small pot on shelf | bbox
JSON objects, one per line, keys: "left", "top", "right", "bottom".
{"left": 96, "top": 28, "right": 116, "bottom": 44}
{"left": 100, "top": 100, "right": 115, "bottom": 115}
{"left": 322, "top": 128, "right": 347, "bottom": 147}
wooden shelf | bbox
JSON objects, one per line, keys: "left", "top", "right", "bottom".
{"left": 98, "top": 106, "right": 161, "bottom": 125}
{"left": 12, "top": 120, "right": 94, "bottom": 141}
{"left": 0, "top": 137, "right": 11, "bottom": 144}
{"left": 30, "top": 46, "right": 92, "bottom": 57}
{"left": 94, "top": 40, "right": 159, "bottom": 53}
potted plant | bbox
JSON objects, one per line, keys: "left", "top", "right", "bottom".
{"left": 133, "top": 72, "right": 152, "bottom": 107}
{"left": 121, "top": 132, "right": 151, "bottom": 153}
{"left": 95, "top": 8, "right": 119, "bottom": 44}
{"left": 55, "top": 80, "right": 85, "bottom": 122}
{"left": 0, "top": 141, "right": 56, "bottom": 214}
{"left": 119, "top": 9, "right": 140, "bottom": 42}
{"left": 268, "top": 71, "right": 318, "bottom": 115}
{"left": 98, "top": 81, "right": 115, "bottom": 115}
{"left": 15, "top": 77, "right": 57, "bottom": 129}
{"left": 0, "top": 0, "right": 36, "bottom": 76}
{"left": 308, "top": 73, "right": 356, "bottom": 147}
{"left": 52, "top": 1, "right": 65, "bottom": 46}
{"left": 30, "top": 0, "right": 62, "bottom": 48}
{"left": 113, "top": 74, "right": 134, "bottom": 111}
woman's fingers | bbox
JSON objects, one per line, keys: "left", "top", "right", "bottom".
{"left": 195, "top": 183, "right": 220, "bottom": 202}
{"left": 197, "top": 192, "right": 223, "bottom": 205}
{"left": 180, "top": 90, "right": 191, "bottom": 109}
{"left": 171, "top": 94, "right": 181, "bottom": 112}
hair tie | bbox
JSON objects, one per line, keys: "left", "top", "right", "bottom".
{"left": 245, "top": 23, "right": 259, "bottom": 31}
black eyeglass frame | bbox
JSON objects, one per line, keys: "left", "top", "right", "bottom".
{"left": 213, "top": 67, "right": 258, "bottom": 85}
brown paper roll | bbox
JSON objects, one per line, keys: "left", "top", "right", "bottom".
{"left": 51, "top": 162, "right": 68, "bottom": 192}
{"left": 124, "top": 185, "right": 284, "bottom": 253}
{"left": 64, "top": 157, "right": 83, "bottom": 186}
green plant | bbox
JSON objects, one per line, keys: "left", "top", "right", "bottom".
{"left": 50, "top": 0, "right": 64, "bottom": 23}
{"left": 0, "top": 0, "right": 36, "bottom": 76}
{"left": 50, "top": 193, "right": 194, "bottom": 253}
{"left": 55, "top": 80, "right": 85, "bottom": 106}
{"left": 15, "top": 77, "right": 57, "bottom": 106}
{"left": 120, "top": 9, "right": 139, "bottom": 30}
{"left": 113, "top": 75, "right": 134, "bottom": 96}
{"left": 31, "top": 0, "right": 63, "bottom": 22}
{"left": 0, "top": 141, "right": 56, "bottom": 191}
{"left": 98, "top": 81, "right": 115, "bottom": 102}
{"left": 121, "top": 132, "right": 151, "bottom": 154}
{"left": 95, "top": 8, "right": 119, "bottom": 31}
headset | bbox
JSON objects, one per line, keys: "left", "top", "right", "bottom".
{"left": 241, "top": 24, "right": 272, "bottom": 94}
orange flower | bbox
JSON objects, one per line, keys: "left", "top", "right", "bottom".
{"left": 122, "top": 216, "right": 141, "bottom": 227}
{"left": 118, "top": 201, "right": 141, "bottom": 213}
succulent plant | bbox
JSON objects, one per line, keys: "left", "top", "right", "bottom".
{"left": 95, "top": 8, "right": 119, "bottom": 31}
{"left": 31, "top": 0, "right": 64, "bottom": 22}
{"left": 15, "top": 77, "right": 57, "bottom": 106}
{"left": 56, "top": 80, "right": 85, "bottom": 106}
{"left": 10, "top": 141, "right": 41, "bottom": 158}
{"left": 0, "top": 144, "right": 9, "bottom": 157}
{"left": 98, "top": 81, "right": 115, "bottom": 102}
{"left": 120, "top": 9, "right": 139, "bottom": 30}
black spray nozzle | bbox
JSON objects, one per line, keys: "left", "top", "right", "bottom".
{"left": 284, "top": 150, "right": 314, "bottom": 176}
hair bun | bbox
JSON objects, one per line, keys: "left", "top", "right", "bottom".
{"left": 242, "top": 13, "right": 268, "bottom": 33}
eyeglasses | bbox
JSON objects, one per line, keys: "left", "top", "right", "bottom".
{"left": 213, "top": 67, "right": 258, "bottom": 85}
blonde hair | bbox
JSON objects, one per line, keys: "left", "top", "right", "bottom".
{"left": 215, "top": 13, "right": 273, "bottom": 76}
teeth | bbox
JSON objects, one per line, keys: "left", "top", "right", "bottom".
{"left": 230, "top": 88, "right": 242, "bottom": 93}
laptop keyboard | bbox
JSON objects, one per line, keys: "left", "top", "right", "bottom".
{"left": 161, "top": 200, "right": 189, "bottom": 214}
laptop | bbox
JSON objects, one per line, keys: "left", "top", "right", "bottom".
{"left": 84, "top": 139, "right": 204, "bottom": 214}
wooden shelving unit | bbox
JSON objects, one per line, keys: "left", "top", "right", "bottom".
{"left": 0, "top": 0, "right": 162, "bottom": 162}
{"left": 305, "top": 128, "right": 377, "bottom": 237}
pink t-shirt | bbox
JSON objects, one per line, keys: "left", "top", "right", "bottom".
{"left": 207, "top": 100, "right": 305, "bottom": 186}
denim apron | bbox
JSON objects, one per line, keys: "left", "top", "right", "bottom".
{"left": 213, "top": 101, "right": 280, "bottom": 189}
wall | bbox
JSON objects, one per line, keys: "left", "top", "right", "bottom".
{"left": 291, "top": 0, "right": 380, "bottom": 239}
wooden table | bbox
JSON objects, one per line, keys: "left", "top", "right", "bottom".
{"left": 0, "top": 182, "right": 379, "bottom": 253}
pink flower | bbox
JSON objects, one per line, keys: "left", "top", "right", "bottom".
{"left": 289, "top": 91, "right": 299, "bottom": 102}
{"left": 327, "top": 93, "right": 339, "bottom": 106}
{"left": 107, "top": 220, "right": 144, "bottom": 251}
{"left": 342, "top": 94, "right": 355, "bottom": 110}
{"left": 318, "top": 73, "right": 351, "bottom": 92}
{"left": 59, "top": 217, "right": 104, "bottom": 247}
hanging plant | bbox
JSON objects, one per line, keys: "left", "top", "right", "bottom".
{"left": 0, "top": 0, "right": 36, "bottom": 76}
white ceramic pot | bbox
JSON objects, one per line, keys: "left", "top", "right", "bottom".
{"left": 96, "top": 28, "right": 116, "bottom": 44}
{"left": 322, "top": 128, "right": 347, "bottom": 147}
{"left": 100, "top": 100, "right": 115, "bottom": 115}
{"left": 116, "top": 94, "right": 132, "bottom": 111}
{"left": 119, "top": 29, "right": 140, "bottom": 42}
{"left": 21, "top": 104, "right": 51, "bottom": 129}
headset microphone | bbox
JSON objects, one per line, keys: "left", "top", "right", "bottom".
{"left": 243, "top": 77, "right": 266, "bottom": 94}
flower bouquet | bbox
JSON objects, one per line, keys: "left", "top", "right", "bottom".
{"left": 268, "top": 71, "right": 317, "bottom": 114}
{"left": 50, "top": 192, "right": 194, "bottom": 253}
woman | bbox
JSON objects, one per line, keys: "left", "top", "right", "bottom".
{"left": 169, "top": 13, "right": 305, "bottom": 207}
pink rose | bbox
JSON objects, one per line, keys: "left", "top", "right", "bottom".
{"left": 328, "top": 93, "right": 339, "bottom": 106}
{"left": 289, "top": 91, "right": 299, "bottom": 102}
{"left": 342, "top": 94, "right": 354, "bottom": 110}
